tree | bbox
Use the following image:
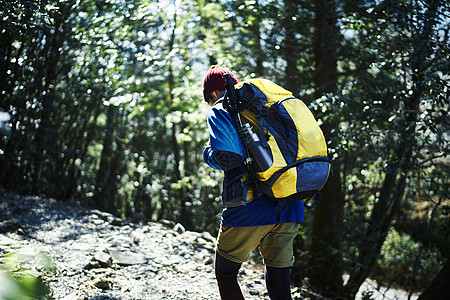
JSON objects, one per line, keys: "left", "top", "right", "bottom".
{"left": 306, "top": 0, "right": 344, "bottom": 297}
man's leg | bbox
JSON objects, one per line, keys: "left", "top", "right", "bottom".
{"left": 215, "top": 224, "right": 274, "bottom": 299}
{"left": 265, "top": 266, "right": 292, "bottom": 300}
{"left": 259, "top": 222, "right": 299, "bottom": 300}
{"left": 215, "top": 252, "right": 245, "bottom": 300}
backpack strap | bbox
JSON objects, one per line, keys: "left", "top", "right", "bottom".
{"left": 255, "top": 107, "right": 268, "bottom": 148}
{"left": 303, "top": 193, "right": 321, "bottom": 210}
{"left": 265, "top": 191, "right": 321, "bottom": 209}
{"left": 265, "top": 157, "right": 331, "bottom": 187}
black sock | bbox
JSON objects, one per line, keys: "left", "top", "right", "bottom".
{"left": 265, "top": 266, "right": 292, "bottom": 300}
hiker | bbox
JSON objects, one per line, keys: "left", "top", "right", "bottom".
{"left": 202, "top": 65, "right": 304, "bottom": 300}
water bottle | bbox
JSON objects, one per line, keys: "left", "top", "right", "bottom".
{"left": 243, "top": 123, "right": 273, "bottom": 172}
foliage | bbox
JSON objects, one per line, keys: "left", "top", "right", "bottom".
{"left": 0, "top": 249, "right": 55, "bottom": 299}
{"left": 372, "top": 229, "right": 443, "bottom": 292}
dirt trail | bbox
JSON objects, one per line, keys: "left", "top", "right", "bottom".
{"left": 0, "top": 188, "right": 269, "bottom": 299}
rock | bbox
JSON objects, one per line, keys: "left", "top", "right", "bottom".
{"left": 0, "top": 220, "right": 21, "bottom": 233}
{"left": 84, "top": 261, "right": 100, "bottom": 270}
{"left": 159, "top": 219, "right": 176, "bottom": 228}
{"left": 133, "top": 212, "right": 146, "bottom": 223}
{"left": 94, "top": 251, "right": 112, "bottom": 268}
{"left": 200, "top": 231, "right": 216, "bottom": 243}
{"left": 91, "top": 218, "right": 104, "bottom": 226}
{"left": 204, "top": 257, "right": 214, "bottom": 265}
{"left": 61, "top": 292, "right": 78, "bottom": 300}
{"left": 173, "top": 223, "right": 185, "bottom": 234}
{"left": 90, "top": 209, "right": 122, "bottom": 225}
{"left": 109, "top": 249, "right": 147, "bottom": 265}
{"left": 90, "top": 210, "right": 113, "bottom": 220}
{"left": 0, "top": 234, "right": 14, "bottom": 246}
{"left": 93, "top": 278, "right": 111, "bottom": 289}
{"left": 110, "top": 217, "right": 123, "bottom": 226}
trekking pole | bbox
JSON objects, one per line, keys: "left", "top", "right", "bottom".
{"left": 223, "top": 73, "right": 261, "bottom": 196}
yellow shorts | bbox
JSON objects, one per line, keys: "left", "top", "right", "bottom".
{"left": 216, "top": 222, "right": 299, "bottom": 268}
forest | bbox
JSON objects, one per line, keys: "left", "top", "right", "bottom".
{"left": 1, "top": 0, "right": 449, "bottom": 299}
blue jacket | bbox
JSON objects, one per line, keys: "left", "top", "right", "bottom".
{"left": 203, "top": 99, "right": 304, "bottom": 227}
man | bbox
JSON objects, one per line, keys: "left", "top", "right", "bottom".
{"left": 202, "top": 65, "right": 304, "bottom": 300}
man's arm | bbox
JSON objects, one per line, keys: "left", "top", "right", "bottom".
{"left": 203, "top": 102, "right": 244, "bottom": 171}
{"left": 204, "top": 147, "right": 243, "bottom": 171}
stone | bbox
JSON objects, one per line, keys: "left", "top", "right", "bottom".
{"left": 61, "top": 292, "right": 78, "bottom": 300}
{"left": 200, "top": 231, "right": 216, "bottom": 243}
{"left": 133, "top": 212, "right": 146, "bottom": 222}
{"left": 94, "top": 251, "right": 112, "bottom": 268}
{"left": 109, "top": 250, "right": 147, "bottom": 265}
{"left": 173, "top": 223, "right": 185, "bottom": 234}
{"left": 0, "top": 234, "right": 14, "bottom": 246}
{"left": 159, "top": 219, "right": 175, "bottom": 228}
{"left": 110, "top": 217, "right": 123, "bottom": 226}
{"left": 93, "top": 278, "right": 111, "bottom": 289}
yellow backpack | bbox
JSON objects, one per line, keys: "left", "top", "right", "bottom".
{"left": 231, "top": 79, "right": 332, "bottom": 208}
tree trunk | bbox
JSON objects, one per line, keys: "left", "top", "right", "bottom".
{"left": 282, "top": 0, "right": 301, "bottom": 95}
{"left": 93, "top": 105, "right": 117, "bottom": 213}
{"left": 0, "top": 23, "right": 13, "bottom": 95}
{"left": 307, "top": 0, "right": 344, "bottom": 297}
{"left": 418, "top": 258, "right": 450, "bottom": 300}
{"left": 249, "top": 0, "right": 264, "bottom": 76}
{"left": 166, "top": 3, "right": 184, "bottom": 224}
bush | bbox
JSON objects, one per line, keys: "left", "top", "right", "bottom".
{"left": 371, "top": 228, "right": 443, "bottom": 292}
{"left": 0, "top": 248, "right": 55, "bottom": 299}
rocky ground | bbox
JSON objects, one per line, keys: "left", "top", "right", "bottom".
{"left": 0, "top": 188, "right": 277, "bottom": 300}
{"left": 0, "top": 187, "right": 417, "bottom": 300}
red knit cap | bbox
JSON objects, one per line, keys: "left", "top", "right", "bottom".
{"left": 202, "top": 65, "right": 239, "bottom": 102}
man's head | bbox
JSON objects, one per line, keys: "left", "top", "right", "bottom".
{"left": 202, "top": 65, "right": 238, "bottom": 105}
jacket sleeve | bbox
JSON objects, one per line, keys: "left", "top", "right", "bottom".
{"left": 203, "top": 103, "right": 244, "bottom": 171}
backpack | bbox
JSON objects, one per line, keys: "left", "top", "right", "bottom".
{"left": 227, "top": 79, "right": 332, "bottom": 209}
